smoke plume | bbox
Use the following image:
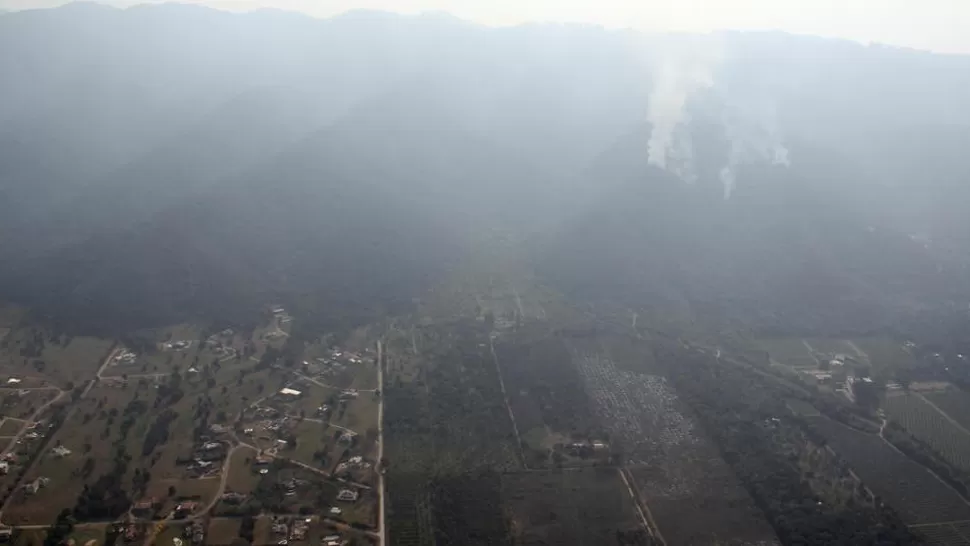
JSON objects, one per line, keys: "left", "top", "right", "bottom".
{"left": 644, "top": 34, "right": 791, "bottom": 198}
{"left": 645, "top": 35, "right": 722, "bottom": 182}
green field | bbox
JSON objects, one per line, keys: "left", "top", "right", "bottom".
{"left": 925, "top": 388, "right": 970, "bottom": 431}
{"left": 502, "top": 468, "right": 645, "bottom": 545}
{"left": 885, "top": 393, "right": 970, "bottom": 472}
{"left": 206, "top": 518, "right": 243, "bottom": 546}
{"left": 849, "top": 337, "right": 916, "bottom": 373}
{"left": 0, "top": 389, "right": 59, "bottom": 420}
{"left": 0, "top": 327, "right": 113, "bottom": 387}
{"left": 0, "top": 418, "right": 23, "bottom": 436}
{"left": 757, "top": 338, "right": 818, "bottom": 368}
{"left": 802, "top": 338, "right": 854, "bottom": 358}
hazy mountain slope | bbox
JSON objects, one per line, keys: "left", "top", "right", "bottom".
{"left": 541, "top": 128, "right": 965, "bottom": 335}
{"left": 1, "top": 3, "right": 969, "bottom": 334}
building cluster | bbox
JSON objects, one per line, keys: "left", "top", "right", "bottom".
{"left": 161, "top": 340, "right": 192, "bottom": 351}
{"left": 180, "top": 518, "right": 206, "bottom": 545}
{"left": 205, "top": 329, "right": 238, "bottom": 360}
{"left": 112, "top": 349, "right": 138, "bottom": 366}
{"left": 187, "top": 438, "right": 226, "bottom": 478}
{"left": 301, "top": 346, "right": 375, "bottom": 381}
{"left": 334, "top": 455, "right": 370, "bottom": 476}
{"left": 271, "top": 516, "right": 311, "bottom": 544}
{"left": 336, "top": 488, "right": 359, "bottom": 502}
{"left": 23, "top": 476, "right": 50, "bottom": 495}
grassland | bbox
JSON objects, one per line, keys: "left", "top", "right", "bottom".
{"left": 0, "top": 389, "right": 59, "bottom": 420}
{"left": 3, "top": 336, "right": 280, "bottom": 524}
{"left": 206, "top": 517, "right": 243, "bottom": 546}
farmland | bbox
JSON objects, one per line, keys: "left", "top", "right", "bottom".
{"left": 884, "top": 392, "right": 970, "bottom": 472}
{"left": 915, "top": 521, "right": 970, "bottom": 545}
{"left": 572, "top": 339, "right": 778, "bottom": 545}
{"left": 502, "top": 468, "right": 646, "bottom": 545}
{"left": 757, "top": 337, "right": 819, "bottom": 368}
{"left": 383, "top": 320, "right": 522, "bottom": 546}
{"left": 925, "top": 388, "right": 970, "bottom": 431}
{"left": 492, "top": 330, "right": 602, "bottom": 465}
{"left": 849, "top": 337, "right": 916, "bottom": 373}
{"left": 808, "top": 414, "right": 970, "bottom": 524}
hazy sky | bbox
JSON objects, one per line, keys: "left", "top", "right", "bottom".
{"left": 3, "top": 0, "right": 969, "bottom": 54}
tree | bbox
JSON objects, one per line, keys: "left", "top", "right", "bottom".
{"left": 852, "top": 379, "right": 881, "bottom": 410}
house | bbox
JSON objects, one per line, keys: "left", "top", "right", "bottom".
{"left": 201, "top": 442, "right": 222, "bottom": 451}
{"left": 5, "top": 378, "right": 20, "bottom": 385}
{"left": 279, "top": 388, "right": 302, "bottom": 396}
{"left": 51, "top": 445, "right": 72, "bottom": 458}
{"left": 131, "top": 499, "right": 155, "bottom": 515}
{"left": 0, "top": 461, "right": 8, "bottom": 475}
{"left": 336, "top": 489, "right": 359, "bottom": 502}
{"left": 329, "top": 507, "right": 342, "bottom": 515}
{"left": 24, "top": 478, "right": 48, "bottom": 495}
{"left": 175, "top": 501, "right": 198, "bottom": 516}
{"left": 339, "top": 389, "right": 359, "bottom": 400}
{"left": 221, "top": 492, "right": 247, "bottom": 504}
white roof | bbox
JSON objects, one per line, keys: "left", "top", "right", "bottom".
{"left": 6, "top": 378, "right": 21, "bottom": 384}
{"left": 279, "top": 388, "right": 302, "bottom": 396}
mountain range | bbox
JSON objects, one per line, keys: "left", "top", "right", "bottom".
{"left": 1, "top": 3, "right": 969, "bottom": 336}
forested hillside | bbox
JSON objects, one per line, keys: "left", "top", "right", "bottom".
{"left": 1, "top": 4, "right": 969, "bottom": 336}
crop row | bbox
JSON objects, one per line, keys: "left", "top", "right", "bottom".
{"left": 885, "top": 393, "right": 970, "bottom": 472}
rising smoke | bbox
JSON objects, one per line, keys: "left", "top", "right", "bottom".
{"left": 645, "top": 35, "right": 720, "bottom": 184}
{"left": 644, "top": 34, "right": 791, "bottom": 198}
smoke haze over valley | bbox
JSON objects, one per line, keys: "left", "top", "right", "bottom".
{"left": 1, "top": 3, "right": 968, "bottom": 336}
{"left": 4, "top": 4, "right": 970, "bottom": 546}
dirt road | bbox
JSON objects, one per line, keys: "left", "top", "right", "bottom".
{"left": 376, "top": 340, "right": 386, "bottom": 546}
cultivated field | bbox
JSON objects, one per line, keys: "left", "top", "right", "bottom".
{"left": 926, "top": 388, "right": 970, "bottom": 431}
{"left": 850, "top": 337, "right": 916, "bottom": 373}
{"left": 757, "top": 337, "right": 818, "bottom": 368}
{"left": 885, "top": 392, "right": 970, "bottom": 472}
{"left": 501, "top": 468, "right": 644, "bottom": 545}
{"left": 915, "top": 521, "right": 970, "bottom": 545}
{"left": 573, "top": 344, "right": 778, "bottom": 545}
{"left": 809, "top": 415, "right": 970, "bottom": 524}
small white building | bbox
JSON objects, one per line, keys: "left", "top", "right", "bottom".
{"left": 279, "top": 387, "right": 302, "bottom": 396}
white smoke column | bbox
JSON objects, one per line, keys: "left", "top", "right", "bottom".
{"left": 718, "top": 94, "right": 790, "bottom": 199}
{"left": 645, "top": 34, "right": 723, "bottom": 181}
